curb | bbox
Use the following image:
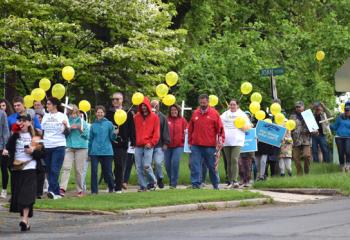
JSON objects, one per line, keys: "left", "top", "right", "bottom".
{"left": 35, "top": 198, "right": 271, "bottom": 216}
{"left": 264, "top": 188, "right": 341, "bottom": 196}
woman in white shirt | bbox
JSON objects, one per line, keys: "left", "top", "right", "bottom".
{"left": 41, "top": 97, "right": 69, "bottom": 199}
{"left": 220, "top": 99, "right": 250, "bottom": 188}
{"left": 6, "top": 114, "right": 44, "bottom": 232}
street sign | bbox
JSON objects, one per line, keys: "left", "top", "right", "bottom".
{"left": 260, "top": 67, "right": 285, "bottom": 77}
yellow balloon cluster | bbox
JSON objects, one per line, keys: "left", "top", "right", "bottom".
{"left": 162, "top": 94, "right": 176, "bottom": 106}
{"left": 209, "top": 95, "right": 219, "bottom": 107}
{"left": 132, "top": 92, "right": 144, "bottom": 105}
{"left": 316, "top": 50, "right": 325, "bottom": 61}
{"left": 250, "top": 92, "right": 262, "bottom": 103}
{"left": 156, "top": 84, "right": 169, "bottom": 98}
{"left": 270, "top": 103, "right": 281, "bottom": 116}
{"left": 285, "top": 119, "right": 296, "bottom": 131}
{"left": 274, "top": 113, "right": 285, "bottom": 125}
{"left": 234, "top": 116, "right": 246, "bottom": 128}
{"left": 255, "top": 110, "right": 266, "bottom": 120}
{"left": 114, "top": 109, "right": 127, "bottom": 126}
{"left": 249, "top": 102, "right": 260, "bottom": 114}
{"left": 79, "top": 100, "right": 91, "bottom": 112}
{"left": 165, "top": 71, "right": 178, "bottom": 87}
{"left": 240, "top": 82, "right": 253, "bottom": 95}
{"left": 39, "top": 78, "right": 51, "bottom": 91}
{"left": 24, "top": 95, "right": 34, "bottom": 108}
{"left": 62, "top": 66, "right": 75, "bottom": 81}
{"left": 51, "top": 84, "right": 66, "bottom": 100}
{"left": 31, "top": 88, "right": 46, "bottom": 101}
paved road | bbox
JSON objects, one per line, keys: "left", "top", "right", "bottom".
{"left": 1, "top": 198, "right": 350, "bottom": 240}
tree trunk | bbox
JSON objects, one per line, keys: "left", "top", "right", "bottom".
{"left": 5, "top": 70, "right": 17, "bottom": 102}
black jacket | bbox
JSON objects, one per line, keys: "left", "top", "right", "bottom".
{"left": 106, "top": 107, "right": 136, "bottom": 149}
{"left": 155, "top": 111, "right": 170, "bottom": 148}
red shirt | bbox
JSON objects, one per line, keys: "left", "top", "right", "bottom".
{"left": 167, "top": 116, "right": 188, "bottom": 148}
{"left": 188, "top": 107, "right": 225, "bottom": 147}
{"left": 134, "top": 97, "right": 160, "bottom": 147}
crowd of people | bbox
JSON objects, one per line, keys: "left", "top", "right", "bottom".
{"left": 0, "top": 93, "right": 350, "bottom": 231}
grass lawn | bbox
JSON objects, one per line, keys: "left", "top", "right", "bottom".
{"left": 35, "top": 189, "right": 262, "bottom": 212}
{"left": 253, "top": 163, "right": 350, "bottom": 195}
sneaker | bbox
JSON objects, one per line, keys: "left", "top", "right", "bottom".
{"left": 77, "top": 192, "right": 84, "bottom": 197}
{"left": 59, "top": 188, "right": 65, "bottom": 197}
{"left": 53, "top": 195, "right": 62, "bottom": 200}
{"left": 280, "top": 173, "right": 285, "bottom": 177}
{"left": 148, "top": 183, "right": 156, "bottom": 191}
{"left": 47, "top": 191, "right": 55, "bottom": 199}
{"left": 288, "top": 171, "right": 292, "bottom": 177}
{"left": 137, "top": 187, "right": 147, "bottom": 192}
{"left": 122, "top": 183, "right": 128, "bottom": 190}
{"left": 115, "top": 190, "right": 122, "bottom": 194}
{"left": 157, "top": 178, "right": 164, "bottom": 189}
{"left": 0, "top": 189, "right": 7, "bottom": 199}
{"left": 19, "top": 221, "right": 30, "bottom": 232}
{"left": 232, "top": 181, "right": 240, "bottom": 189}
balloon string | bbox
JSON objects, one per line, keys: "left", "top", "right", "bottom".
{"left": 126, "top": 105, "right": 134, "bottom": 114}
{"left": 239, "top": 94, "right": 243, "bottom": 101}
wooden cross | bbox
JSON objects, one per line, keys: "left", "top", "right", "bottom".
{"left": 61, "top": 96, "right": 72, "bottom": 114}
{"left": 181, "top": 100, "right": 192, "bottom": 117}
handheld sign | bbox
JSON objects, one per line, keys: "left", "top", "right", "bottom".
{"left": 184, "top": 130, "right": 191, "bottom": 153}
{"left": 301, "top": 109, "right": 319, "bottom": 132}
{"left": 241, "top": 128, "right": 257, "bottom": 153}
{"left": 256, "top": 121, "right": 287, "bottom": 148}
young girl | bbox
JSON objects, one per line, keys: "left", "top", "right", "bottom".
{"left": 5, "top": 114, "right": 44, "bottom": 231}
{"left": 279, "top": 129, "right": 293, "bottom": 176}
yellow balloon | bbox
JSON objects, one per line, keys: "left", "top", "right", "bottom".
{"left": 165, "top": 71, "right": 178, "bottom": 87}
{"left": 274, "top": 113, "right": 285, "bottom": 125}
{"left": 156, "top": 84, "right": 169, "bottom": 98}
{"left": 249, "top": 101, "right": 260, "bottom": 114}
{"left": 234, "top": 116, "right": 246, "bottom": 128}
{"left": 114, "top": 109, "right": 127, "bottom": 126}
{"left": 39, "top": 78, "right": 51, "bottom": 91}
{"left": 132, "top": 92, "right": 144, "bottom": 105}
{"left": 255, "top": 110, "right": 266, "bottom": 120}
{"left": 24, "top": 95, "right": 34, "bottom": 108}
{"left": 250, "top": 92, "right": 262, "bottom": 103}
{"left": 31, "top": 88, "right": 46, "bottom": 101}
{"left": 264, "top": 118, "right": 272, "bottom": 124}
{"left": 162, "top": 94, "right": 176, "bottom": 106}
{"left": 285, "top": 119, "right": 296, "bottom": 131}
{"left": 51, "top": 83, "right": 66, "bottom": 100}
{"left": 79, "top": 100, "right": 91, "bottom": 112}
{"left": 270, "top": 103, "right": 281, "bottom": 116}
{"left": 240, "top": 82, "right": 253, "bottom": 95}
{"left": 209, "top": 95, "right": 219, "bottom": 107}
{"left": 62, "top": 66, "right": 75, "bottom": 81}
{"left": 340, "top": 103, "right": 345, "bottom": 113}
{"left": 316, "top": 50, "right": 325, "bottom": 61}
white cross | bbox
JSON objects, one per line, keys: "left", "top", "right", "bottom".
{"left": 181, "top": 100, "right": 192, "bottom": 117}
{"left": 61, "top": 96, "right": 72, "bottom": 114}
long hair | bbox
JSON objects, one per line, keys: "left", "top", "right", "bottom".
{"left": 0, "top": 98, "right": 14, "bottom": 115}
{"left": 168, "top": 104, "right": 182, "bottom": 118}
{"left": 47, "top": 97, "right": 63, "bottom": 113}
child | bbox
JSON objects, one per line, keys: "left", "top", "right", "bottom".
{"left": 279, "top": 129, "right": 293, "bottom": 176}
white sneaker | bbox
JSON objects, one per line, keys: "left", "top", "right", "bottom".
{"left": 53, "top": 195, "right": 62, "bottom": 200}
{"left": 47, "top": 191, "right": 55, "bottom": 199}
{"left": 115, "top": 190, "right": 122, "bottom": 194}
{"left": 0, "top": 189, "right": 7, "bottom": 199}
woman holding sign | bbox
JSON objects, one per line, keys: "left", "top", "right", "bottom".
{"left": 220, "top": 99, "right": 250, "bottom": 189}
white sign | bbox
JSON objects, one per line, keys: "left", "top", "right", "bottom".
{"left": 301, "top": 109, "right": 319, "bottom": 132}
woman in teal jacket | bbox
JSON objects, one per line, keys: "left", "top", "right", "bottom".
{"left": 89, "top": 105, "right": 117, "bottom": 194}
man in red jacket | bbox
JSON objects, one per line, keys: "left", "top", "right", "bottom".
{"left": 188, "top": 94, "right": 225, "bottom": 189}
{"left": 134, "top": 97, "right": 160, "bottom": 191}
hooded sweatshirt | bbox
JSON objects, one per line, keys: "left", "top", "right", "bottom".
{"left": 134, "top": 97, "right": 160, "bottom": 147}
{"left": 167, "top": 116, "right": 188, "bottom": 148}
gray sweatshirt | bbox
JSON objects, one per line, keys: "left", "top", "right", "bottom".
{"left": 0, "top": 110, "right": 10, "bottom": 150}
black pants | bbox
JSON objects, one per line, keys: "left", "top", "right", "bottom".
{"left": 335, "top": 137, "right": 350, "bottom": 165}
{"left": 36, "top": 167, "right": 46, "bottom": 197}
{"left": 266, "top": 161, "right": 277, "bottom": 177}
{"left": 0, "top": 153, "right": 9, "bottom": 190}
{"left": 123, "top": 153, "right": 135, "bottom": 183}
{"left": 113, "top": 147, "right": 128, "bottom": 191}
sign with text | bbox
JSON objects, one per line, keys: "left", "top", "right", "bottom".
{"left": 260, "top": 67, "right": 285, "bottom": 77}
{"left": 241, "top": 128, "right": 258, "bottom": 153}
{"left": 256, "top": 121, "right": 287, "bottom": 148}
{"left": 301, "top": 109, "right": 319, "bottom": 132}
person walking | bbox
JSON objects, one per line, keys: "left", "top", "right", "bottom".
{"left": 5, "top": 114, "right": 44, "bottom": 231}
{"left": 134, "top": 97, "right": 160, "bottom": 191}
{"left": 331, "top": 101, "right": 350, "bottom": 171}
{"left": 41, "top": 97, "right": 69, "bottom": 199}
{"left": 59, "top": 105, "right": 89, "bottom": 197}
{"left": 0, "top": 108, "right": 10, "bottom": 199}
{"left": 221, "top": 99, "right": 250, "bottom": 188}
{"left": 290, "top": 101, "right": 312, "bottom": 175}
{"left": 279, "top": 128, "right": 293, "bottom": 176}
{"left": 312, "top": 102, "right": 332, "bottom": 163}
{"left": 89, "top": 106, "right": 117, "bottom": 194}
{"left": 106, "top": 92, "right": 135, "bottom": 193}
{"left": 150, "top": 100, "right": 170, "bottom": 189}
{"left": 165, "top": 104, "right": 187, "bottom": 188}
{"left": 188, "top": 94, "right": 224, "bottom": 189}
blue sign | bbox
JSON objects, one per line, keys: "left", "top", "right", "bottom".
{"left": 241, "top": 128, "right": 257, "bottom": 153}
{"left": 184, "top": 131, "right": 191, "bottom": 153}
{"left": 256, "top": 121, "right": 287, "bottom": 147}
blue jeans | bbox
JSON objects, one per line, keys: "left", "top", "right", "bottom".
{"left": 153, "top": 147, "right": 164, "bottom": 179}
{"left": 164, "top": 147, "right": 183, "bottom": 187}
{"left": 45, "top": 147, "right": 65, "bottom": 195}
{"left": 90, "top": 156, "right": 114, "bottom": 194}
{"left": 190, "top": 145, "right": 219, "bottom": 189}
{"left": 135, "top": 147, "right": 156, "bottom": 189}
{"left": 312, "top": 135, "right": 330, "bottom": 163}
